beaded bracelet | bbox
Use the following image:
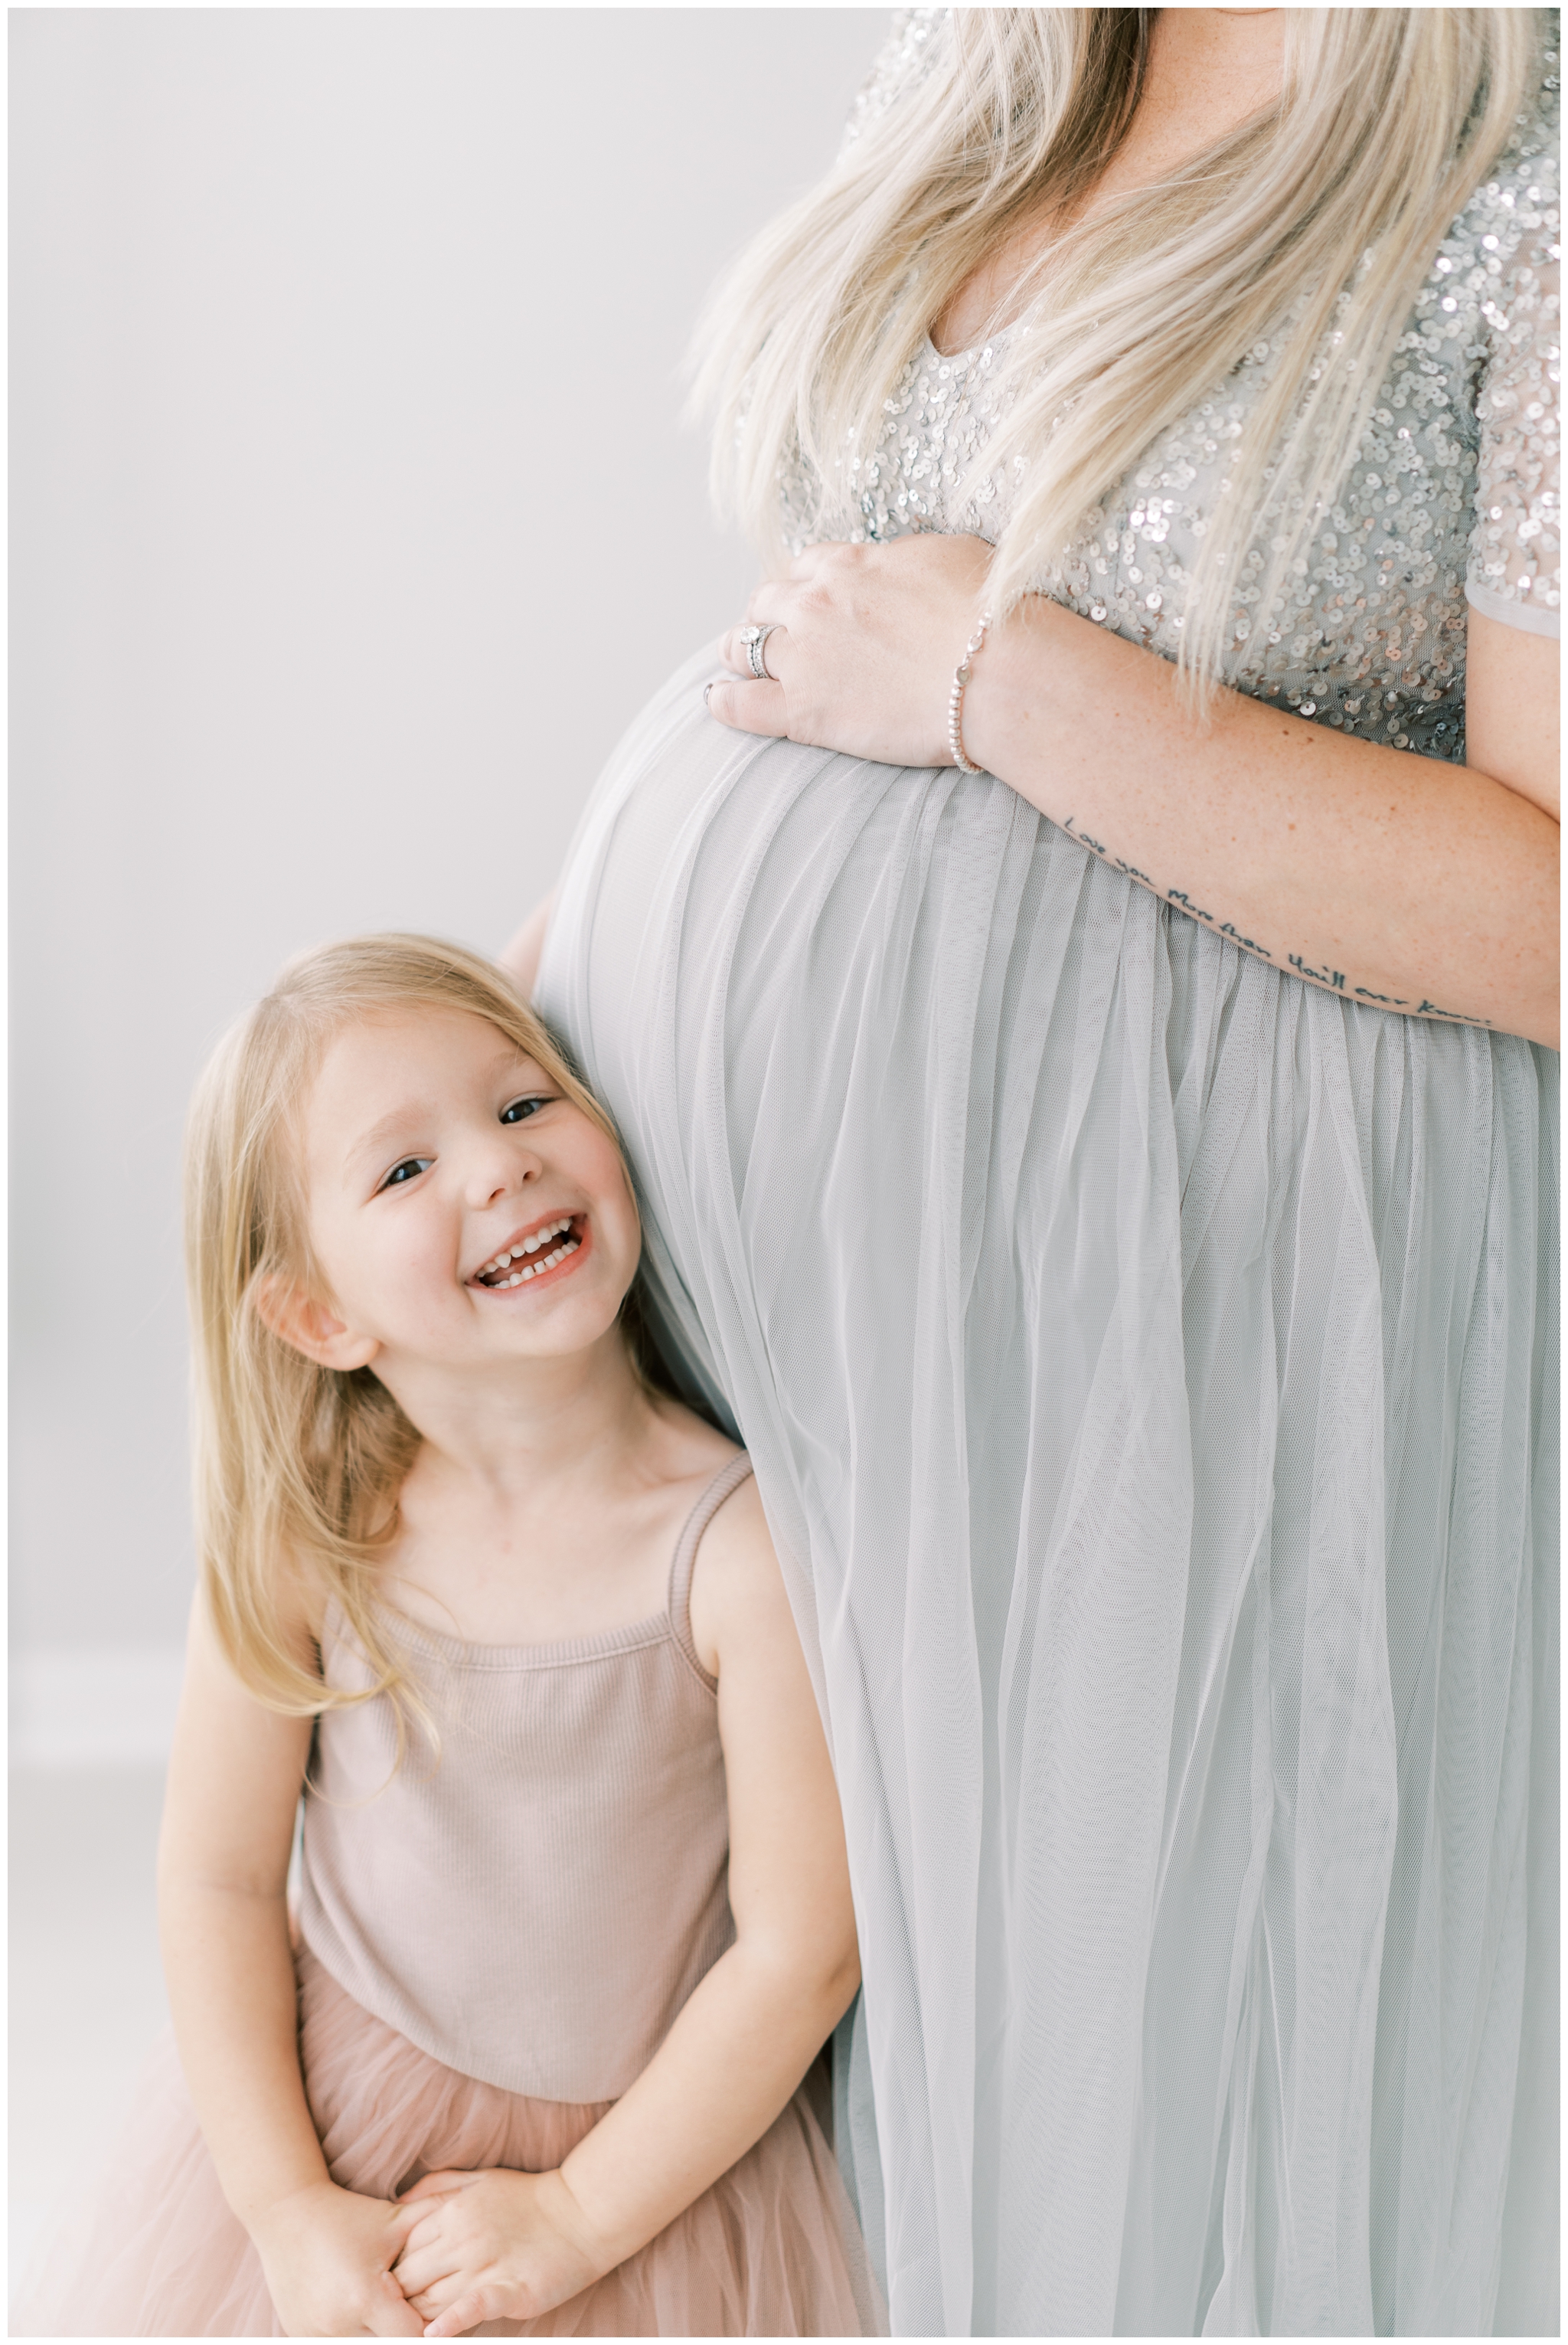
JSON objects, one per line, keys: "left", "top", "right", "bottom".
{"left": 946, "top": 610, "right": 992, "bottom": 774}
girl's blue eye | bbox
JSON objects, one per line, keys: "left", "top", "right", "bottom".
{"left": 500, "top": 1095, "right": 549, "bottom": 1124}
{"left": 380, "top": 1156, "right": 433, "bottom": 1190}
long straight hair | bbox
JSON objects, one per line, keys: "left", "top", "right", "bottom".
{"left": 695, "top": 8, "right": 1544, "bottom": 694}
{"left": 183, "top": 934, "right": 638, "bottom": 1731}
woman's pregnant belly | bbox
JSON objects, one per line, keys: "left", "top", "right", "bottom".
{"left": 535, "top": 636, "right": 1552, "bottom": 2337}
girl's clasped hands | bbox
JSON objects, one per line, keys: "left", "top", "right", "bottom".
{"left": 245, "top": 2162, "right": 607, "bottom": 2338}
{"left": 392, "top": 2165, "right": 606, "bottom": 2336}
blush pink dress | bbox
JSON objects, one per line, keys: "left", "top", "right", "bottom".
{"left": 15, "top": 1455, "right": 880, "bottom": 2338}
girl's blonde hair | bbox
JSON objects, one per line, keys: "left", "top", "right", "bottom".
{"left": 184, "top": 933, "right": 629, "bottom": 1725}
{"left": 695, "top": 7, "right": 1545, "bottom": 695}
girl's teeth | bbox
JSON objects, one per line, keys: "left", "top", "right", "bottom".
{"left": 479, "top": 1225, "right": 582, "bottom": 1287}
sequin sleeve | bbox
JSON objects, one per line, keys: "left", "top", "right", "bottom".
{"left": 841, "top": 8, "right": 948, "bottom": 152}
{"left": 1464, "top": 100, "right": 1562, "bottom": 638}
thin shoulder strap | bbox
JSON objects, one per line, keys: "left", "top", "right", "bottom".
{"left": 667, "top": 1453, "right": 754, "bottom": 1691}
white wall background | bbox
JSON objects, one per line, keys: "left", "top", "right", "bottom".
{"left": 10, "top": 6, "right": 886, "bottom": 1751}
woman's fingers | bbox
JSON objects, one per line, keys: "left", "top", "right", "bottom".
{"left": 720, "top": 623, "right": 789, "bottom": 680}
{"left": 704, "top": 678, "right": 791, "bottom": 737}
{"left": 743, "top": 573, "right": 806, "bottom": 625}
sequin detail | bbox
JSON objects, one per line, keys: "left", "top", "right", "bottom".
{"left": 840, "top": 6, "right": 945, "bottom": 149}
{"left": 791, "top": 31, "right": 1560, "bottom": 765}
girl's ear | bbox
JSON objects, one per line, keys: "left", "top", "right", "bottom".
{"left": 252, "top": 1273, "right": 380, "bottom": 1372}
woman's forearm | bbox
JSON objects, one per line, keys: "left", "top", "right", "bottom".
{"left": 963, "top": 597, "right": 1560, "bottom": 1047}
{"left": 557, "top": 1937, "right": 858, "bottom": 2273}
{"left": 158, "top": 1876, "right": 332, "bottom": 2232}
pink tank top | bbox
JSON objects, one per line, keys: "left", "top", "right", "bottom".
{"left": 298, "top": 1454, "right": 753, "bottom": 2101}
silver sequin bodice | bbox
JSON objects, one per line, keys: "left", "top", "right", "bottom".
{"left": 784, "top": 21, "right": 1560, "bottom": 766}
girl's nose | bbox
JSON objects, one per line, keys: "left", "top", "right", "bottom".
{"left": 466, "top": 1133, "right": 538, "bottom": 1208}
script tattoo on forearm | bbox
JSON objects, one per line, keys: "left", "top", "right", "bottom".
{"left": 1060, "top": 818, "right": 1492, "bottom": 1029}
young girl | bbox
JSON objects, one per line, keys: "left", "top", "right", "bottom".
{"left": 18, "top": 934, "right": 876, "bottom": 2339}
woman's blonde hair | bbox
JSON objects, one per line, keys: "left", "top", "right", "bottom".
{"left": 184, "top": 933, "right": 631, "bottom": 1727}
{"left": 696, "top": 7, "right": 1545, "bottom": 694}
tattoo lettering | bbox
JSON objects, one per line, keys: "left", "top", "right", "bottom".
{"left": 1167, "top": 888, "right": 1216, "bottom": 924}
{"left": 1060, "top": 815, "right": 1488, "bottom": 1024}
{"left": 1416, "top": 999, "right": 1492, "bottom": 1027}
{"left": 1063, "top": 818, "right": 1151, "bottom": 882}
{"left": 1289, "top": 953, "right": 1345, "bottom": 990}
{"left": 1063, "top": 815, "right": 1277, "bottom": 963}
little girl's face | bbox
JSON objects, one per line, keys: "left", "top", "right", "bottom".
{"left": 292, "top": 1006, "right": 640, "bottom": 1375}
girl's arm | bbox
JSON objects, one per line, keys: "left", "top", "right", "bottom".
{"left": 393, "top": 1476, "right": 860, "bottom": 2338}
{"left": 158, "top": 1591, "right": 422, "bottom": 2337}
{"left": 707, "top": 535, "right": 1560, "bottom": 1048}
{"left": 498, "top": 888, "right": 558, "bottom": 999}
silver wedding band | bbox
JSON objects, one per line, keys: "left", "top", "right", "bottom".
{"left": 741, "top": 623, "right": 779, "bottom": 682}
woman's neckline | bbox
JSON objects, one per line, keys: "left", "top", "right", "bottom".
{"left": 921, "top": 322, "right": 1012, "bottom": 367}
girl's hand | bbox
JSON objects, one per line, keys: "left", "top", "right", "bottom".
{"left": 708, "top": 534, "right": 994, "bottom": 767}
{"left": 249, "top": 2177, "right": 423, "bottom": 2337}
{"left": 392, "top": 2166, "right": 609, "bottom": 2338}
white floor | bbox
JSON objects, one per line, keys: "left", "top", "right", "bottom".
{"left": 9, "top": 1765, "right": 172, "bottom": 2313}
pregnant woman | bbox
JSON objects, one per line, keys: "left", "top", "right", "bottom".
{"left": 515, "top": 9, "right": 1558, "bottom": 2334}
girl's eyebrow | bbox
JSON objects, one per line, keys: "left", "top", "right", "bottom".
{"left": 345, "top": 1103, "right": 436, "bottom": 1177}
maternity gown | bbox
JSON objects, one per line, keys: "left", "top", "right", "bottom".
{"left": 537, "top": 18, "right": 1560, "bottom": 2335}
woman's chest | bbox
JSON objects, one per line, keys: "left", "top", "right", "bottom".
{"left": 787, "top": 319, "right": 1481, "bottom": 765}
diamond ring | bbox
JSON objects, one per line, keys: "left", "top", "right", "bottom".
{"left": 740, "top": 623, "right": 779, "bottom": 681}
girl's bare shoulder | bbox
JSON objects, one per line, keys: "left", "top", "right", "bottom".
{"left": 683, "top": 1456, "right": 790, "bottom": 1680}
{"left": 648, "top": 1391, "right": 750, "bottom": 1503}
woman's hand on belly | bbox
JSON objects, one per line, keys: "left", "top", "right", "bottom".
{"left": 707, "top": 533, "right": 992, "bottom": 767}
{"left": 706, "top": 533, "right": 1559, "bottom": 1046}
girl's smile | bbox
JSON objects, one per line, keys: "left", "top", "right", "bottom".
{"left": 469, "top": 1210, "right": 591, "bottom": 1294}
{"left": 283, "top": 1005, "right": 641, "bottom": 1382}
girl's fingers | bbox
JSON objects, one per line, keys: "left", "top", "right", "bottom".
{"left": 393, "top": 2217, "right": 438, "bottom": 2267}
{"left": 423, "top": 2288, "right": 492, "bottom": 2340}
{"left": 704, "top": 679, "right": 790, "bottom": 738}
{"left": 390, "top": 2239, "right": 454, "bottom": 2294}
{"left": 366, "top": 2271, "right": 426, "bottom": 2337}
{"left": 394, "top": 2210, "right": 467, "bottom": 2280}
{"left": 398, "top": 2167, "right": 482, "bottom": 2203}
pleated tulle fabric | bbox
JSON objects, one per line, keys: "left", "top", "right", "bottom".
{"left": 14, "top": 1946, "right": 880, "bottom": 2337}
{"left": 535, "top": 644, "right": 1558, "bottom": 2337}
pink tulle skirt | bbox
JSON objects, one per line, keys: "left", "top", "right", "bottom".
{"left": 14, "top": 1947, "right": 880, "bottom": 2337}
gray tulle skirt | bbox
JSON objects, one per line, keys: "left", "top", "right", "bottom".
{"left": 537, "top": 644, "right": 1557, "bottom": 2338}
